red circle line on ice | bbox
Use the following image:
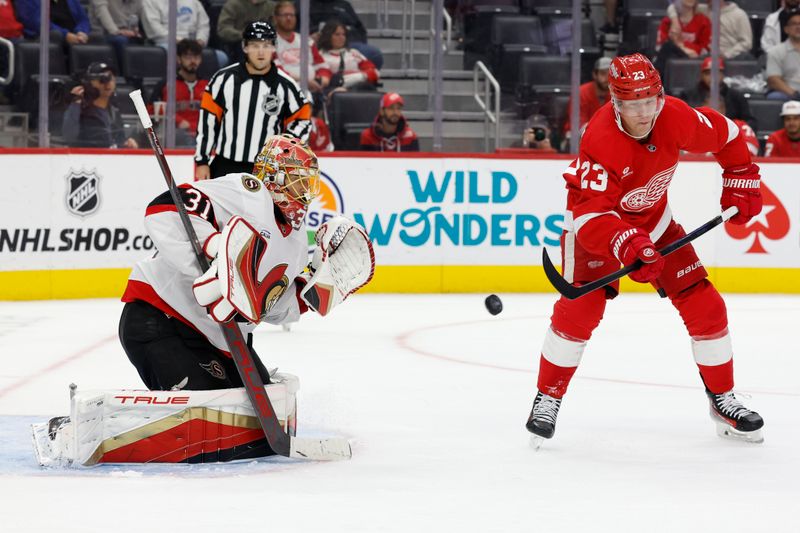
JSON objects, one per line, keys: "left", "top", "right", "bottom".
{"left": 395, "top": 316, "right": 800, "bottom": 398}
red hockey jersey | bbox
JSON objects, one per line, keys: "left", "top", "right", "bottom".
{"left": 564, "top": 95, "right": 752, "bottom": 257}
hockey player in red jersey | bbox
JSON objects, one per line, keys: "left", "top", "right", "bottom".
{"left": 120, "top": 134, "right": 374, "bottom": 393}
{"left": 525, "top": 53, "right": 765, "bottom": 445}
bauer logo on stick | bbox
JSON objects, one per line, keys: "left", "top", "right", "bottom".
{"left": 65, "top": 169, "right": 101, "bottom": 218}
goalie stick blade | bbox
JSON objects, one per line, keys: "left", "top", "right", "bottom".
{"left": 290, "top": 437, "right": 352, "bottom": 461}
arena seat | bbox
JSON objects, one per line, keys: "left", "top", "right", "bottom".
{"left": 665, "top": 58, "right": 704, "bottom": 96}
{"left": 748, "top": 99, "right": 785, "bottom": 138}
{"left": 69, "top": 44, "right": 119, "bottom": 76}
{"left": 328, "top": 91, "right": 384, "bottom": 150}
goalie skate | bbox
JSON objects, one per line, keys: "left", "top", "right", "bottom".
{"left": 707, "top": 390, "right": 764, "bottom": 444}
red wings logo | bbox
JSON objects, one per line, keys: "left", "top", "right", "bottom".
{"left": 620, "top": 164, "right": 676, "bottom": 212}
{"left": 724, "top": 181, "right": 790, "bottom": 254}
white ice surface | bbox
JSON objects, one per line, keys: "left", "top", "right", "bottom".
{"left": 0, "top": 294, "right": 798, "bottom": 532}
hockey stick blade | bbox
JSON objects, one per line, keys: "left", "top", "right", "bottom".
{"left": 130, "top": 90, "right": 349, "bottom": 462}
{"left": 291, "top": 437, "right": 353, "bottom": 461}
{"left": 542, "top": 206, "right": 739, "bottom": 300}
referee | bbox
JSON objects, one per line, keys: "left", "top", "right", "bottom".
{"left": 194, "top": 21, "right": 312, "bottom": 180}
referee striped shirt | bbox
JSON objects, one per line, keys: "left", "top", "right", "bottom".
{"left": 195, "top": 62, "right": 312, "bottom": 166}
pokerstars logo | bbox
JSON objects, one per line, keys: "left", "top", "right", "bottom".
{"left": 724, "top": 182, "right": 790, "bottom": 253}
{"left": 306, "top": 171, "right": 345, "bottom": 252}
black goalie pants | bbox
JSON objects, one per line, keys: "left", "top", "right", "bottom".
{"left": 119, "top": 300, "right": 271, "bottom": 391}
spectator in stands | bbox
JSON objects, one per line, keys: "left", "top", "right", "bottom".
{"left": 765, "top": 99, "right": 800, "bottom": 157}
{"left": 17, "top": 0, "right": 91, "bottom": 43}
{"left": 653, "top": 0, "right": 710, "bottom": 79}
{"left": 762, "top": 0, "right": 800, "bottom": 55}
{"left": 150, "top": 39, "right": 207, "bottom": 147}
{"left": 309, "top": 0, "right": 383, "bottom": 70}
{"left": 679, "top": 57, "right": 755, "bottom": 129}
{"left": 217, "top": 0, "right": 275, "bottom": 62}
{"left": 142, "top": 0, "right": 228, "bottom": 66}
{"left": 141, "top": 0, "right": 208, "bottom": 47}
{"left": 273, "top": 0, "right": 331, "bottom": 93}
{"left": 0, "top": 0, "right": 24, "bottom": 41}
{"left": 360, "top": 92, "right": 419, "bottom": 152}
{"left": 766, "top": 7, "right": 800, "bottom": 101}
{"left": 62, "top": 61, "right": 138, "bottom": 148}
{"left": 512, "top": 114, "right": 556, "bottom": 152}
{"left": 90, "top": 0, "right": 143, "bottom": 66}
{"left": 318, "top": 19, "right": 379, "bottom": 96}
{"left": 666, "top": 1, "right": 751, "bottom": 59}
{"left": 563, "top": 56, "right": 611, "bottom": 136}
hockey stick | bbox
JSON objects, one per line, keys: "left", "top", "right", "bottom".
{"left": 129, "top": 90, "right": 351, "bottom": 461}
{"left": 542, "top": 206, "right": 739, "bottom": 300}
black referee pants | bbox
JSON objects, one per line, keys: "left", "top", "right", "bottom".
{"left": 119, "top": 300, "right": 271, "bottom": 391}
{"left": 210, "top": 157, "right": 255, "bottom": 179}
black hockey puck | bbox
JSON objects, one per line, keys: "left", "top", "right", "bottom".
{"left": 484, "top": 294, "right": 503, "bottom": 315}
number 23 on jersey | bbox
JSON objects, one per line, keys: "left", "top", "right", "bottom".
{"left": 574, "top": 158, "right": 609, "bottom": 192}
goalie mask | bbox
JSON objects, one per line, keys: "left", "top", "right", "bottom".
{"left": 253, "top": 134, "right": 320, "bottom": 230}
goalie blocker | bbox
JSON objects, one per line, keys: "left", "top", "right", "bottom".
{"left": 33, "top": 373, "right": 299, "bottom": 467}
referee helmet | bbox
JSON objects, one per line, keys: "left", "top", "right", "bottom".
{"left": 243, "top": 21, "right": 277, "bottom": 45}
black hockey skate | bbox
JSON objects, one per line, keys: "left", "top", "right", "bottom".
{"left": 706, "top": 389, "right": 764, "bottom": 443}
{"left": 525, "top": 392, "right": 561, "bottom": 449}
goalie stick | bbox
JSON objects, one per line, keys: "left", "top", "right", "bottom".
{"left": 542, "top": 206, "right": 739, "bottom": 300}
{"left": 129, "top": 90, "right": 350, "bottom": 461}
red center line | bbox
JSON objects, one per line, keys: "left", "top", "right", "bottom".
{"left": 0, "top": 334, "right": 118, "bottom": 399}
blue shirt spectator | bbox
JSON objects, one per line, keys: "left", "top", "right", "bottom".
{"left": 16, "top": 0, "right": 91, "bottom": 42}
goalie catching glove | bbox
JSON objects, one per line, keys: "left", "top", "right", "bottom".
{"left": 193, "top": 216, "right": 289, "bottom": 324}
{"left": 300, "top": 216, "right": 375, "bottom": 316}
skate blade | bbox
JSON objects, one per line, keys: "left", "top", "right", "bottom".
{"left": 529, "top": 435, "right": 545, "bottom": 450}
{"left": 715, "top": 422, "right": 764, "bottom": 444}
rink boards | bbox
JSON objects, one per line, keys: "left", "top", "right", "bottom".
{"left": 0, "top": 149, "right": 798, "bottom": 299}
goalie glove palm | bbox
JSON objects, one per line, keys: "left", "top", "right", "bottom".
{"left": 300, "top": 216, "right": 375, "bottom": 316}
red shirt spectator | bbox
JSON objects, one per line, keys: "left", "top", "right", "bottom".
{"left": 150, "top": 40, "right": 208, "bottom": 134}
{"left": 360, "top": 92, "right": 419, "bottom": 152}
{"left": 564, "top": 56, "right": 611, "bottom": 134}
{"left": 0, "top": 0, "right": 23, "bottom": 39}
{"left": 657, "top": 6, "right": 711, "bottom": 56}
{"left": 765, "top": 100, "right": 800, "bottom": 157}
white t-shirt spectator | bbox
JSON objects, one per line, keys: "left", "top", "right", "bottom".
{"left": 141, "top": 0, "right": 209, "bottom": 45}
{"left": 320, "top": 48, "right": 379, "bottom": 87}
{"left": 275, "top": 32, "right": 331, "bottom": 82}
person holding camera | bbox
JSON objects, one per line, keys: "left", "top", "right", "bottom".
{"left": 62, "top": 62, "right": 139, "bottom": 149}
{"left": 512, "top": 114, "right": 556, "bottom": 152}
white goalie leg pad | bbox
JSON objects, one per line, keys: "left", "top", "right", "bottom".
{"left": 300, "top": 215, "right": 375, "bottom": 316}
{"left": 31, "top": 374, "right": 299, "bottom": 467}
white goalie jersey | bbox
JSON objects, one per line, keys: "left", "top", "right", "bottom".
{"left": 122, "top": 172, "right": 309, "bottom": 353}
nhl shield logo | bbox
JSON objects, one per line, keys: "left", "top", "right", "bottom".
{"left": 65, "top": 169, "right": 101, "bottom": 218}
{"left": 262, "top": 93, "right": 282, "bottom": 116}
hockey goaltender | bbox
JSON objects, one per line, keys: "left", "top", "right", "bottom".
{"left": 33, "top": 134, "right": 375, "bottom": 466}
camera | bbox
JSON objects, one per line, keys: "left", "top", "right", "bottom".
{"left": 532, "top": 127, "right": 546, "bottom": 142}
